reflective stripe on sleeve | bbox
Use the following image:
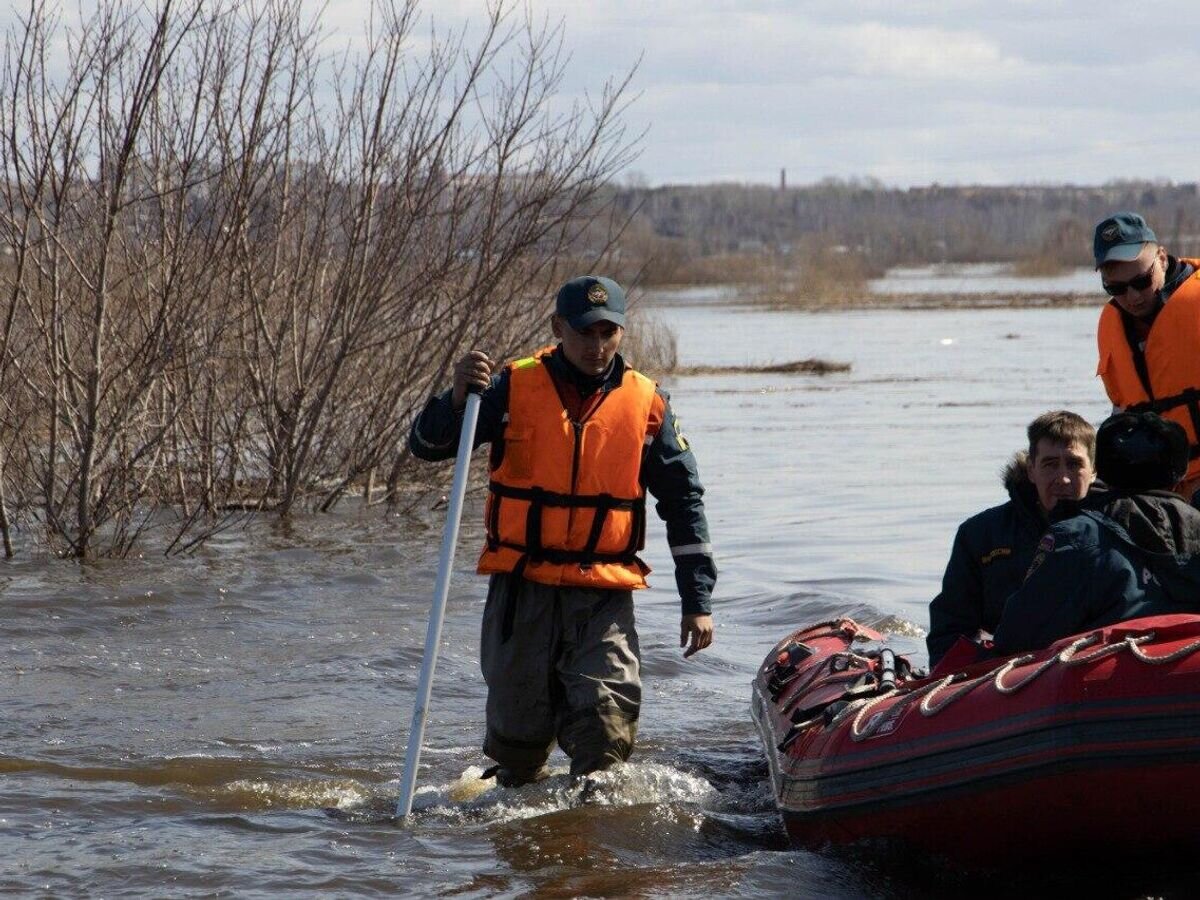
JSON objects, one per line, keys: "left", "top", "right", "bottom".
{"left": 411, "top": 423, "right": 456, "bottom": 451}
{"left": 670, "top": 542, "right": 713, "bottom": 558}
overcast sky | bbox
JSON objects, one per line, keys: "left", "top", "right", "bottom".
{"left": 334, "top": 0, "right": 1194, "bottom": 188}
{"left": 11, "top": 1, "right": 1193, "bottom": 189}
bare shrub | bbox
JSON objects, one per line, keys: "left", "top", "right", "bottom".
{"left": 1011, "top": 254, "right": 1071, "bottom": 277}
{"left": 753, "top": 234, "right": 875, "bottom": 307}
{"left": 619, "top": 308, "right": 678, "bottom": 377}
{"left": 0, "top": 0, "right": 636, "bottom": 556}
{"left": 673, "top": 359, "right": 849, "bottom": 376}
{"left": 1011, "top": 217, "right": 1090, "bottom": 276}
{"left": 793, "top": 235, "right": 874, "bottom": 300}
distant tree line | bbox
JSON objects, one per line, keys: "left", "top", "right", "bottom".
{"left": 604, "top": 178, "right": 1200, "bottom": 284}
{"left": 0, "top": 0, "right": 634, "bottom": 557}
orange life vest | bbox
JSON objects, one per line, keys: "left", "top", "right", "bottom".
{"left": 477, "top": 347, "right": 658, "bottom": 590}
{"left": 1097, "top": 259, "right": 1200, "bottom": 481}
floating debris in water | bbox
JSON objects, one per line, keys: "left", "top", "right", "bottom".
{"left": 221, "top": 777, "right": 371, "bottom": 811}
{"left": 672, "top": 358, "right": 850, "bottom": 377}
{"left": 444, "top": 766, "right": 495, "bottom": 803}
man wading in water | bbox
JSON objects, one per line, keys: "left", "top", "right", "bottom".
{"left": 409, "top": 276, "right": 716, "bottom": 787}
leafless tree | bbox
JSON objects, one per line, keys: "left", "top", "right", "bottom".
{"left": 616, "top": 179, "right": 1200, "bottom": 282}
{"left": 0, "top": 0, "right": 637, "bottom": 556}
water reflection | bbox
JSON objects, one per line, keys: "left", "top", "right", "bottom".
{"left": 4, "top": 302, "right": 1176, "bottom": 897}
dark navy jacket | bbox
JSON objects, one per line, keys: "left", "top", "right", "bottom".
{"left": 927, "top": 456, "right": 1046, "bottom": 666}
{"left": 993, "top": 489, "right": 1200, "bottom": 654}
{"left": 408, "top": 346, "right": 716, "bottom": 615}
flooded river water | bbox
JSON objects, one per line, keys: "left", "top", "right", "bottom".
{"left": 6, "top": 297, "right": 1197, "bottom": 897}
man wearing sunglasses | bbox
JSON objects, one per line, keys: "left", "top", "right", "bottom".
{"left": 1095, "top": 212, "right": 1200, "bottom": 501}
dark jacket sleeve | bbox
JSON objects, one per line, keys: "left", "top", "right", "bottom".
{"left": 641, "top": 387, "right": 716, "bottom": 617}
{"left": 992, "top": 523, "right": 1123, "bottom": 654}
{"left": 927, "top": 523, "right": 985, "bottom": 666}
{"left": 408, "top": 370, "right": 510, "bottom": 459}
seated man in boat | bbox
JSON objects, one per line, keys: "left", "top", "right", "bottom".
{"left": 993, "top": 412, "right": 1200, "bottom": 655}
{"left": 926, "top": 411, "right": 1097, "bottom": 666}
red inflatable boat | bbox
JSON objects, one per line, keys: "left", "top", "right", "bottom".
{"left": 751, "top": 615, "right": 1200, "bottom": 861}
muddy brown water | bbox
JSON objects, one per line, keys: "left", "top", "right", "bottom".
{"left": 6, "top": 300, "right": 1200, "bottom": 897}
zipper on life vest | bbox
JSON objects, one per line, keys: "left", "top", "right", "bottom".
{"left": 568, "top": 420, "right": 584, "bottom": 537}
{"left": 568, "top": 422, "right": 583, "bottom": 504}
{"left": 567, "top": 390, "right": 612, "bottom": 563}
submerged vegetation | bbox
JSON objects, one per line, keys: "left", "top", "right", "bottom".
{"left": 0, "top": 3, "right": 1177, "bottom": 556}
{"left": 608, "top": 178, "right": 1200, "bottom": 289}
{"left": 672, "top": 359, "right": 850, "bottom": 377}
{"left": 619, "top": 312, "right": 679, "bottom": 378}
{"left": 0, "top": 0, "right": 637, "bottom": 557}
{"left": 615, "top": 233, "right": 879, "bottom": 306}
{"left": 599, "top": 179, "right": 1196, "bottom": 308}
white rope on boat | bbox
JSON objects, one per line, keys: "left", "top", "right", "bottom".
{"left": 846, "top": 686, "right": 897, "bottom": 740}
{"left": 1059, "top": 633, "right": 1133, "bottom": 667}
{"left": 919, "top": 671, "right": 986, "bottom": 716}
{"left": 826, "top": 626, "right": 1200, "bottom": 744}
{"left": 841, "top": 677, "right": 949, "bottom": 741}
{"left": 990, "top": 651, "right": 1047, "bottom": 695}
{"left": 1125, "top": 633, "right": 1200, "bottom": 664}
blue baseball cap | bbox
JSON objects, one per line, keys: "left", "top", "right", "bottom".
{"left": 1093, "top": 212, "right": 1157, "bottom": 268}
{"left": 555, "top": 276, "right": 626, "bottom": 330}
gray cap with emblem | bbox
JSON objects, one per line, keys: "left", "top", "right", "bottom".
{"left": 1093, "top": 212, "right": 1157, "bottom": 268}
{"left": 555, "top": 276, "right": 626, "bottom": 330}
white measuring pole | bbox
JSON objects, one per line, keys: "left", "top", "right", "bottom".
{"left": 395, "top": 391, "right": 482, "bottom": 820}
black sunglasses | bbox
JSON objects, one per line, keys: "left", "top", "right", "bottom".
{"left": 1102, "top": 262, "right": 1156, "bottom": 296}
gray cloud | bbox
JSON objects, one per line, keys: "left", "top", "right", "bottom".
{"left": 527, "top": 0, "right": 1196, "bottom": 184}
{"left": 6, "top": 1, "right": 1186, "bottom": 186}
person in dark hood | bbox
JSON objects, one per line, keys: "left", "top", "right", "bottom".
{"left": 993, "top": 412, "right": 1200, "bottom": 655}
{"left": 927, "top": 411, "right": 1097, "bottom": 667}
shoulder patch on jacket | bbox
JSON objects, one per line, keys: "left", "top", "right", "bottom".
{"left": 980, "top": 546, "right": 1011, "bottom": 566}
{"left": 673, "top": 415, "right": 690, "bottom": 451}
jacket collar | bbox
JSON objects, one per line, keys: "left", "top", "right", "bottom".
{"left": 1003, "top": 451, "right": 1048, "bottom": 524}
{"left": 1163, "top": 254, "right": 1195, "bottom": 300}
{"left": 545, "top": 345, "right": 627, "bottom": 396}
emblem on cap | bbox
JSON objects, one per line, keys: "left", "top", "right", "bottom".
{"left": 1101, "top": 224, "right": 1120, "bottom": 242}
{"left": 587, "top": 283, "right": 608, "bottom": 306}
